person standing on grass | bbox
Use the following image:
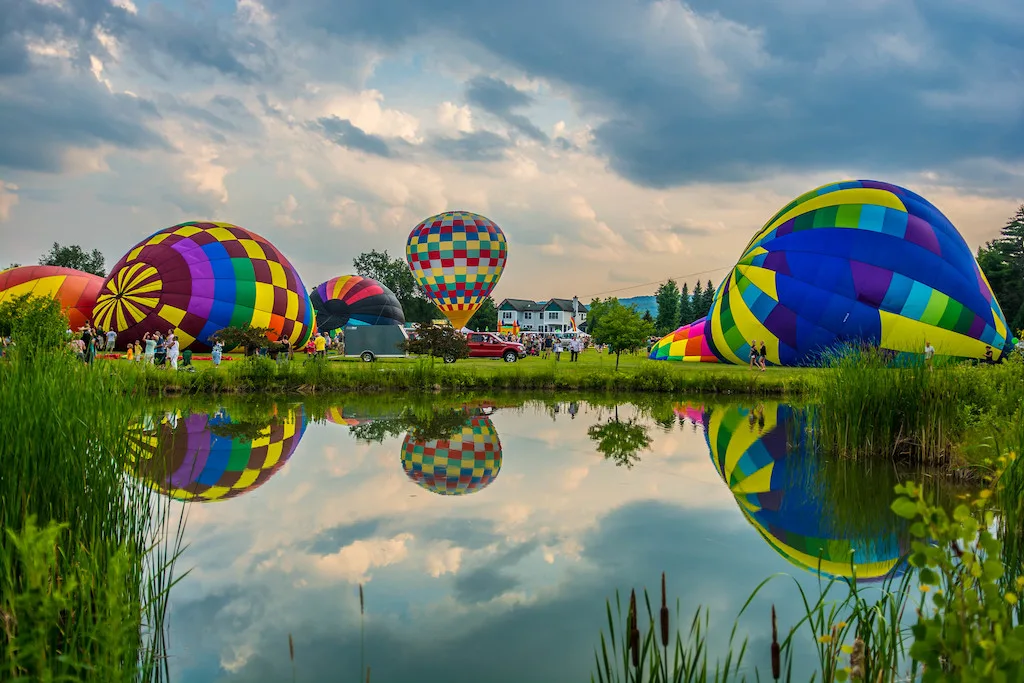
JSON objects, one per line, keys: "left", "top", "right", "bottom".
{"left": 167, "top": 335, "right": 180, "bottom": 370}
{"left": 133, "top": 340, "right": 142, "bottom": 362}
{"left": 211, "top": 340, "right": 224, "bottom": 366}
{"left": 554, "top": 338, "right": 563, "bottom": 361}
{"left": 924, "top": 340, "right": 935, "bottom": 370}
{"left": 144, "top": 333, "right": 157, "bottom": 364}
{"left": 759, "top": 341, "right": 767, "bottom": 371}
{"left": 314, "top": 332, "right": 326, "bottom": 358}
{"left": 105, "top": 328, "right": 117, "bottom": 352}
{"left": 749, "top": 340, "right": 758, "bottom": 369}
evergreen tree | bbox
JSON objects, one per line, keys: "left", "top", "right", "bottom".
{"left": 700, "top": 279, "right": 716, "bottom": 318}
{"left": 691, "top": 281, "right": 704, "bottom": 321}
{"left": 678, "top": 282, "right": 692, "bottom": 326}
{"left": 977, "top": 205, "right": 1024, "bottom": 336}
{"left": 654, "top": 279, "right": 680, "bottom": 335}
{"left": 642, "top": 310, "right": 654, "bottom": 324}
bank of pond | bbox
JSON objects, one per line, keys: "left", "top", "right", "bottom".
{"left": 4, "top": 357, "right": 1024, "bottom": 681}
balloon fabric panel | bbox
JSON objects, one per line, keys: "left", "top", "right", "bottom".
{"left": 94, "top": 222, "right": 313, "bottom": 351}
{"left": 0, "top": 266, "right": 103, "bottom": 330}
{"left": 406, "top": 211, "right": 507, "bottom": 329}
{"left": 648, "top": 316, "right": 719, "bottom": 362}
{"left": 400, "top": 415, "right": 502, "bottom": 496}
{"left": 311, "top": 275, "right": 405, "bottom": 330}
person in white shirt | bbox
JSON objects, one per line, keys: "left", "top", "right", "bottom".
{"left": 167, "top": 335, "right": 180, "bottom": 370}
{"left": 924, "top": 341, "right": 935, "bottom": 370}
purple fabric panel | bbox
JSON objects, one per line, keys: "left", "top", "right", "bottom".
{"left": 170, "top": 415, "right": 212, "bottom": 488}
{"left": 850, "top": 260, "right": 894, "bottom": 308}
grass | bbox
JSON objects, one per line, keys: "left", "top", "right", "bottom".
{"left": 96, "top": 349, "right": 818, "bottom": 396}
{"left": 0, "top": 346, "right": 184, "bottom": 681}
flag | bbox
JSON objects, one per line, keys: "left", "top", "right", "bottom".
{"left": 570, "top": 317, "right": 578, "bottom": 332}
{"left": 512, "top": 320, "right": 520, "bottom": 335}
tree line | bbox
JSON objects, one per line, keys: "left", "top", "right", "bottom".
{"left": 651, "top": 278, "right": 717, "bottom": 337}
{"left": 976, "top": 205, "right": 1024, "bottom": 336}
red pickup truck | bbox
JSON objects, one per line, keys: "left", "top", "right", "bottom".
{"left": 463, "top": 332, "right": 526, "bottom": 363}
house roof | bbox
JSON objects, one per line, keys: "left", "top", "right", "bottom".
{"left": 543, "top": 298, "right": 589, "bottom": 313}
{"left": 498, "top": 298, "right": 545, "bottom": 312}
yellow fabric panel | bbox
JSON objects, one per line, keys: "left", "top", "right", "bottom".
{"left": 727, "top": 279, "right": 781, "bottom": 365}
{"left": 0, "top": 275, "right": 65, "bottom": 301}
{"left": 752, "top": 188, "right": 907, "bottom": 248}
{"left": 206, "top": 227, "right": 236, "bottom": 242}
{"left": 250, "top": 308, "right": 272, "bottom": 328}
{"left": 201, "top": 486, "right": 230, "bottom": 500}
{"left": 158, "top": 304, "right": 186, "bottom": 327}
{"left": 173, "top": 225, "right": 202, "bottom": 237}
{"left": 710, "top": 274, "right": 744, "bottom": 365}
{"left": 264, "top": 441, "right": 284, "bottom": 467}
{"left": 127, "top": 245, "right": 145, "bottom": 262}
{"left": 285, "top": 291, "right": 298, "bottom": 319}
{"left": 879, "top": 310, "right": 989, "bottom": 358}
{"left": 268, "top": 261, "right": 287, "bottom": 288}
{"left": 176, "top": 331, "right": 196, "bottom": 348}
{"left": 732, "top": 464, "right": 775, "bottom": 496}
{"left": 254, "top": 282, "right": 275, "bottom": 310}
{"left": 736, "top": 264, "right": 779, "bottom": 301}
{"left": 239, "top": 239, "right": 267, "bottom": 260}
{"left": 234, "top": 469, "right": 260, "bottom": 489}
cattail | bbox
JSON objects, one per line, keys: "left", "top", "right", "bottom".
{"left": 771, "top": 606, "right": 780, "bottom": 681}
{"left": 359, "top": 583, "right": 365, "bottom": 615}
{"left": 660, "top": 572, "right": 669, "bottom": 648}
{"left": 629, "top": 590, "right": 640, "bottom": 669}
{"left": 850, "top": 636, "right": 865, "bottom": 680}
{"left": 366, "top": 666, "right": 371, "bottom": 683}
{"left": 288, "top": 633, "right": 294, "bottom": 661}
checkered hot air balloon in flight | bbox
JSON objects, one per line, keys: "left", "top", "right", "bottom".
{"left": 405, "top": 211, "right": 507, "bottom": 330}
{"left": 93, "top": 222, "right": 314, "bottom": 351}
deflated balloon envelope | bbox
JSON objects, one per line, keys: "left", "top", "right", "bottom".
{"left": 311, "top": 275, "right": 405, "bottom": 332}
{"left": 127, "top": 404, "right": 307, "bottom": 502}
{"left": 0, "top": 265, "right": 103, "bottom": 330}
{"left": 400, "top": 413, "right": 502, "bottom": 496}
{"left": 691, "top": 401, "right": 909, "bottom": 582}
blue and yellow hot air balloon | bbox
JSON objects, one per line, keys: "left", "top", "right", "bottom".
{"left": 405, "top": 211, "right": 507, "bottom": 329}
{"left": 699, "top": 402, "right": 909, "bottom": 582}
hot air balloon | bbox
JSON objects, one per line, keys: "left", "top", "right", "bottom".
{"left": 400, "top": 414, "right": 502, "bottom": 495}
{"left": 93, "top": 222, "right": 314, "bottom": 351}
{"left": 0, "top": 265, "right": 103, "bottom": 330}
{"left": 405, "top": 211, "right": 507, "bottom": 329}
{"left": 311, "top": 275, "right": 405, "bottom": 332}
{"left": 649, "top": 316, "right": 719, "bottom": 362}
{"left": 700, "top": 402, "right": 909, "bottom": 582}
{"left": 703, "top": 180, "right": 1009, "bottom": 366}
{"left": 127, "top": 404, "right": 307, "bottom": 502}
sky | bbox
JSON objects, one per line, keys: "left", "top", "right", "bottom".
{"left": 0, "top": 0, "right": 1022, "bottom": 301}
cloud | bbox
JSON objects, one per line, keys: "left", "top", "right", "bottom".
{"left": 0, "top": 181, "right": 18, "bottom": 222}
{"left": 465, "top": 76, "right": 548, "bottom": 143}
{"left": 429, "top": 131, "right": 512, "bottom": 162}
{"left": 314, "top": 116, "right": 393, "bottom": 157}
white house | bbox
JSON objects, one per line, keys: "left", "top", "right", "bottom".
{"left": 497, "top": 298, "right": 588, "bottom": 333}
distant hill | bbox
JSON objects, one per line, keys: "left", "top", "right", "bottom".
{"left": 619, "top": 295, "right": 658, "bottom": 317}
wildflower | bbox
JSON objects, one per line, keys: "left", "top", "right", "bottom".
{"left": 1007, "top": 593, "right": 1019, "bottom": 605}
{"left": 979, "top": 489, "right": 993, "bottom": 499}
{"left": 920, "top": 584, "right": 931, "bottom": 593}
{"left": 818, "top": 634, "right": 833, "bottom": 644}
{"left": 836, "top": 621, "right": 848, "bottom": 629}
{"left": 1016, "top": 576, "right": 1024, "bottom": 590}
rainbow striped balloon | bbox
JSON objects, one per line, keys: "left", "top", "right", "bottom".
{"left": 648, "top": 316, "right": 719, "bottom": 362}
{"left": 406, "top": 211, "right": 507, "bottom": 329}
{"left": 94, "top": 222, "right": 314, "bottom": 351}
{"left": 0, "top": 265, "right": 103, "bottom": 330}
{"left": 400, "top": 414, "right": 502, "bottom": 496}
{"left": 311, "top": 275, "right": 404, "bottom": 331}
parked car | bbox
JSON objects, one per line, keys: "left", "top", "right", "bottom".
{"left": 465, "top": 332, "right": 526, "bottom": 363}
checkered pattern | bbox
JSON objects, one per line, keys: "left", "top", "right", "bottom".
{"left": 706, "top": 180, "right": 1009, "bottom": 366}
{"left": 94, "top": 222, "right": 314, "bottom": 351}
{"left": 406, "top": 211, "right": 507, "bottom": 329}
{"left": 649, "top": 316, "right": 719, "bottom": 362}
{"left": 127, "top": 405, "right": 307, "bottom": 502}
{"left": 0, "top": 265, "right": 103, "bottom": 330}
{"left": 400, "top": 415, "right": 502, "bottom": 496}
{"left": 701, "top": 402, "right": 909, "bottom": 582}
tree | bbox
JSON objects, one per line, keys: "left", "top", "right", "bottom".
{"left": 0, "top": 293, "right": 68, "bottom": 360}
{"left": 402, "top": 323, "right": 469, "bottom": 362}
{"left": 38, "top": 243, "right": 105, "bottom": 277}
{"left": 587, "top": 406, "right": 652, "bottom": 469}
{"left": 700, "top": 279, "right": 716, "bottom": 318}
{"left": 585, "top": 297, "right": 609, "bottom": 334}
{"left": 978, "top": 206, "right": 1024, "bottom": 336}
{"left": 678, "top": 282, "right": 692, "bottom": 327}
{"left": 468, "top": 296, "right": 498, "bottom": 331}
{"left": 642, "top": 310, "right": 654, "bottom": 324}
{"left": 691, "top": 280, "right": 704, "bottom": 320}
{"left": 591, "top": 299, "right": 654, "bottom": 370}
{"left": 654, "top": 279, "right": 680, "bottom": 335}
{"left": 210, "top": 325, "right": 274, "bottom": 356}
{"left": 4, "top": 263, "right": 20, "bottom": 270}
{"left": 353, "top": 249, "right": 436, "bottom": 324}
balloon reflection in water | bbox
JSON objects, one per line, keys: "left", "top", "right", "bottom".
{"left": 686, "top": 401, "right": 909, "bottom": 582}
{"left": 401, "top": 414, "right": 502, "bottom": 496}
{"left": 128, "top": 404, "right": 307, "bottom": 502}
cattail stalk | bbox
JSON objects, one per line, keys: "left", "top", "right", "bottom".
{"left": 850, "top": 636, "right": 865, "bottom": 680}
{"left": 660, "top": 572, "right": 670, "bottom": 682}
{"left": 288, "top": 633, "right": 296, "bottom": 683}
{"left": 628, "top": 590, "right": 640, "bottom": 670}
{"left": 771, "top": 606, "right": 780, "bottom": 681}
{"left": 360, "top": 584, "right": 366, "bottom": 683}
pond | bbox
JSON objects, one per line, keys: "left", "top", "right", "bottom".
{"left": 130, "top": 395, "right": 923, "bottom": 682}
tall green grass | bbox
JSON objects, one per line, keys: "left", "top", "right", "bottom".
{"left": 0, "top": 343, "right": 184, "bottom": 681}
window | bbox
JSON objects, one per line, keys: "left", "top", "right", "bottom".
{"left": 524, "top": 312, "right": 532, "bottom": 319}
{"left": 502, "top": 311, "right": 514, "bottom": 320}
{"left": 548, "top": 311, "right": 559, "bottom": 320}
{"left": 469, "top": 333, "right": 485, "bottom": 343}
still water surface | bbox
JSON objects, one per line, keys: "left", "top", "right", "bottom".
{"left": 131, "top": 397, "right": 912, "bottom": 683}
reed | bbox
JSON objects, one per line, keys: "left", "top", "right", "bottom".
{"left": 0, "top": 345, "right": 183, "bottom": 682}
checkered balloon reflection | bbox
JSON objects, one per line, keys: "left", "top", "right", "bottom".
{"left": 94, "top": 222, "right": 314, "bottom": 351}
{"left": 400, "top": 415, "right": 502, "bottom": 496}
